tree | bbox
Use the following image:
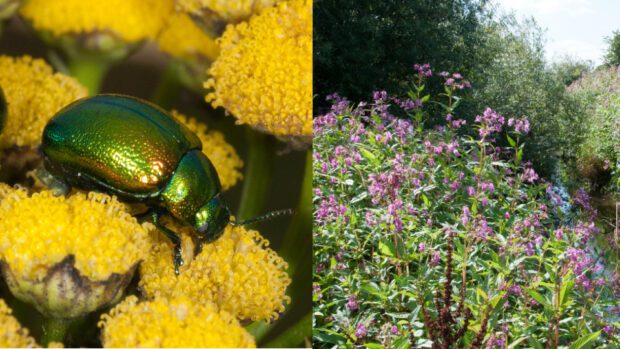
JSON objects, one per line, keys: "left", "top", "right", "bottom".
{"left": 604, "top": 30, "right": 620, "bottom": 66}
{"left": 313, "top": 0, "right": 489, "bottom": 112}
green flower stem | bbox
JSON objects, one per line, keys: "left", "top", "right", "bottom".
{"left": 151, "top": 61, "right": 181, "bottom": 109}
{"left": 246, "top": 321, "right": 271, "bottom": 343}
{"left": 280, "top": 150, "right": 312, "bottom": 277}
{"left": 262, "top": 312, "right": 311, "bottom": 348}
{"left": 41, "top": 317, "right": 71, "bottom": 347}
{"left": 237, "top": 128, "right": 274, "bottom": 221}
{"left": 67, "top": 58, "right": 109, "bottom": 95}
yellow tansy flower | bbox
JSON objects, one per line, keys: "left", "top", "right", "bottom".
{"left": 157, "top": 13, "right": 219, "bottom": 64}
{"left": 205, "top": 0, "right": 312, "bottom": 139}
{"left": 99, "top": 295, "right": 256, "bottom": 348}
{"left": 176, "top": 0, "right": 279, "bottom": 23}
{"left": 19, "top": 0, "right": 173, "bottom": 43}
{"left": 171, "top": 110, "right": 243, "bottom": 190}
{"left": 0, "top": 298, "right": 38, "bottom": 348}
{"left": 0, "top": 187, "right": 150, "bottom": 317}
{"left": 0, "top": 55, "right": 87, "bottom": 148}
{"left": 156, "top": 13, "right": 220, "bottom": 91}
{"left": 140, "top": 221, "right": 291, "bottom": 321}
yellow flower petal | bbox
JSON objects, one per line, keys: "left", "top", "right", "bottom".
{"left": 157, "top": 13, "right": 219, "bottom": 63}
{"left": 205, "top": 0, "right": 312, "bottom": 137}
{"left": 0, "top": 187, "right": 149, "bottom": 280}
{"left": 19, "top": 0, "right": 174, "bottom": 42}
{"left": 170, "top": 110, "right": 243, "bottom": 190}
{"left": 0, "top": 298, "right": 38, "bottom": 348}
{"left": 176, "top": 0, "right": 279, "bottom": 23}
{"left": 99, "top": 295, "right": 256, "bottom": 348}
{"left": 0, "top": 55, "right": 87, "bottom": 148}
{"left": 140, "top": 222, "right": 290, "bottom": 321}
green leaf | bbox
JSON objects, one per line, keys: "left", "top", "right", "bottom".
{"left": 506, "top": 134, "right": 516, "bottom": 147}
{"left": 567, "top": 331, "right": 601, "bottom": 349}
{"left": 527, "top": 337, "right": 544, "bottom": 349}
{"left": 365, "top": 343, "right": 387, "bottom": 349}
{"left": 527, "top": 289, "right": 552, "bottom": 310}
{"left": 378, "top": 240, "right": 396, "bottom": 257}
{"left": 393, "top": 336, "right": 411, "bottom": 349}
{"left": 313, "top": 330, "right": 347, "bottom": 345}
{"left": 420, "top": 94, "right": 430, "bottom": 103}
{"left": 359, "top": 147, "right": 379, "bottom": 165}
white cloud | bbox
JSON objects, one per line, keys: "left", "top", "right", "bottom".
{"left": 546, "top": 39, "right": 605, "bottom": 63}
{"left": 495, "top": 0, "right": 594, "bottom": 16}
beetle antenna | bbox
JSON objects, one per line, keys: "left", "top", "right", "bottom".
{"left": 232, "top": 209, "right": 294, "bottom": 226}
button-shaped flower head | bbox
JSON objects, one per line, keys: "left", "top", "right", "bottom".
{"left": 20, "top": 0, "right": 173, "bottom": 46}
{"left": 139, "top": 221, "right": 290, "bottom": 321}
{"left": 170, "top": 110, "right": 243, "bottom": 190}
{"left": 0, "top": 298, "right": 38, "bottom": 347}
{"left": 0, "top": 185, "right": 150, "bottom": 318}
{"left": 156, "top": 13, "right": 220, "bottom": 92}
{"left": 0, "top": 55, "right": 87, "bottom": 149}
{"left": 177, "top": 0, "right": 280, "bottom": 35}
{"left": 205, "top": 0, "right": 312, "bottom": 141}
{"left": 99, "top": 295, "right": 256, "bottom": 347}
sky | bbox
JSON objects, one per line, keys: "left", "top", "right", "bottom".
{"left": 494, "top": 0, "right": 620, "bottom": 65}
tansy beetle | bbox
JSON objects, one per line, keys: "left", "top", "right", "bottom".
{"left": 39, "top": 94, "right": 290, "bottom": 274}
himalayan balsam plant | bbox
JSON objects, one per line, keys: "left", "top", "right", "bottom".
{"left": 313, "top": 65, "right": 620, "bottom": 348}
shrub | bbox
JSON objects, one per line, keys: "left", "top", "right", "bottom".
{"left": 313, "top": 69, "right": 619, "bottom": 348}
{"left": 567, "top": 65, "right": 620, "bottom": 193}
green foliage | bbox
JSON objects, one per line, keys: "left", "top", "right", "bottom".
{"left": 605, "top": 30, "right": 620, "bottom": 66}
{"left": 313, "top": 81, "right": 619, "bottom": 348}
{"left": 313, "top": 0, "right": 488, "bottom": 110}
{"left": 566, "top": 65, "right": 620, "bottom": 193}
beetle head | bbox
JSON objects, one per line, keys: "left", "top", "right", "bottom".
{"left": 194, "top": 194, "right": 230, "bottom": 242}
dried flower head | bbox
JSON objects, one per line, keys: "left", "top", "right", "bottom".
{"left": 0, "top": 186, "right": 150, "bottom": 317}
{"left": 170, "top": 110, "right": 243, "bottom": 190}
{"left": 0, "top": 298, "right": 38, "bottom": 348}
{"left": 205, "top": 0, "right": 312, "bottom": 138}
{"left": 139, "top": 221, "right": 290, "bottom": 321}
{"left": 99, "top": 295, "right": 256, "bottom": 347}
{"left": 20, "top": 0, "right": 173, "bottom": 42}
{"left": 0, "top": 55, "right": 87, "bottom": 148}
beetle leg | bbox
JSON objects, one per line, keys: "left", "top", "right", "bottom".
{"left": 32, "top": 165, "right": 70, "bottom": 196}
{"left": 147, "top": 210, "right": 184, "bottom": 276}
{"left": 194, "top": 237, "right": 205, "bottom": 256}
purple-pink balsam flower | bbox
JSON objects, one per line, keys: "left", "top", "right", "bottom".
{"left": 390, "top": 325, "right": 399, "bottom": 335}
{"left": 461, "top": 206, "right": 470, "bottom": 226}
{"left": 346, "top": 295, "right": 359, "bottom": 311}
{"left": 430, "top": 251, "right": 440, "bottom": 266}
{"left": 467, "top": 186, "right": 475, "bottom": 196}
{"left": 418, "top": 243, "right": 426, "bottom": 253}
{"left": 522, "top": 167, "right": 539, "bottom": 183}
{"left": 355, "top": 323, "right": 367, "bottom": 338}
{"left": 475, "top": 108, "right": 505, "bottom": 139}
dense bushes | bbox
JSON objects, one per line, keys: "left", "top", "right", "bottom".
{"left": 567, "top": 65, "right": 620, "bottom": 193}
{"left": 313, "top": 71, "right": 619, "bottom": 348}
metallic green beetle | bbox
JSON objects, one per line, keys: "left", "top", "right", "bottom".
{"left": 40, "top": 94, "right": 231, "bottom": 274}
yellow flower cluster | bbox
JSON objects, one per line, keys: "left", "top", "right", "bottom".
{"left": 157, "top": 13, "right": 219, "bottom": 63}
{"left": 0, "top": 298, "right": 38, "bottom": 348}
{"left": 0, "top": 55, "right": 87, "bottom": 148}
{"left": 139, "top": 221, "right": 290, "bottom": 321}
{"left": 0, "top": 187, "right": 149, "bottom": 281}
{"left": 99, "top": 295, "right": 255, "bottom": 348}
{"left": 205, "top": 0, "right": 312, "bottom": 137}
{"left": 19, "top": 0, "right": 174, "bottom": 42}
{"left": 170, "top": 110, "right": 243, "bottom": 190}
{"left": 176, "top": 0, "right": 279, "bottom": 22}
